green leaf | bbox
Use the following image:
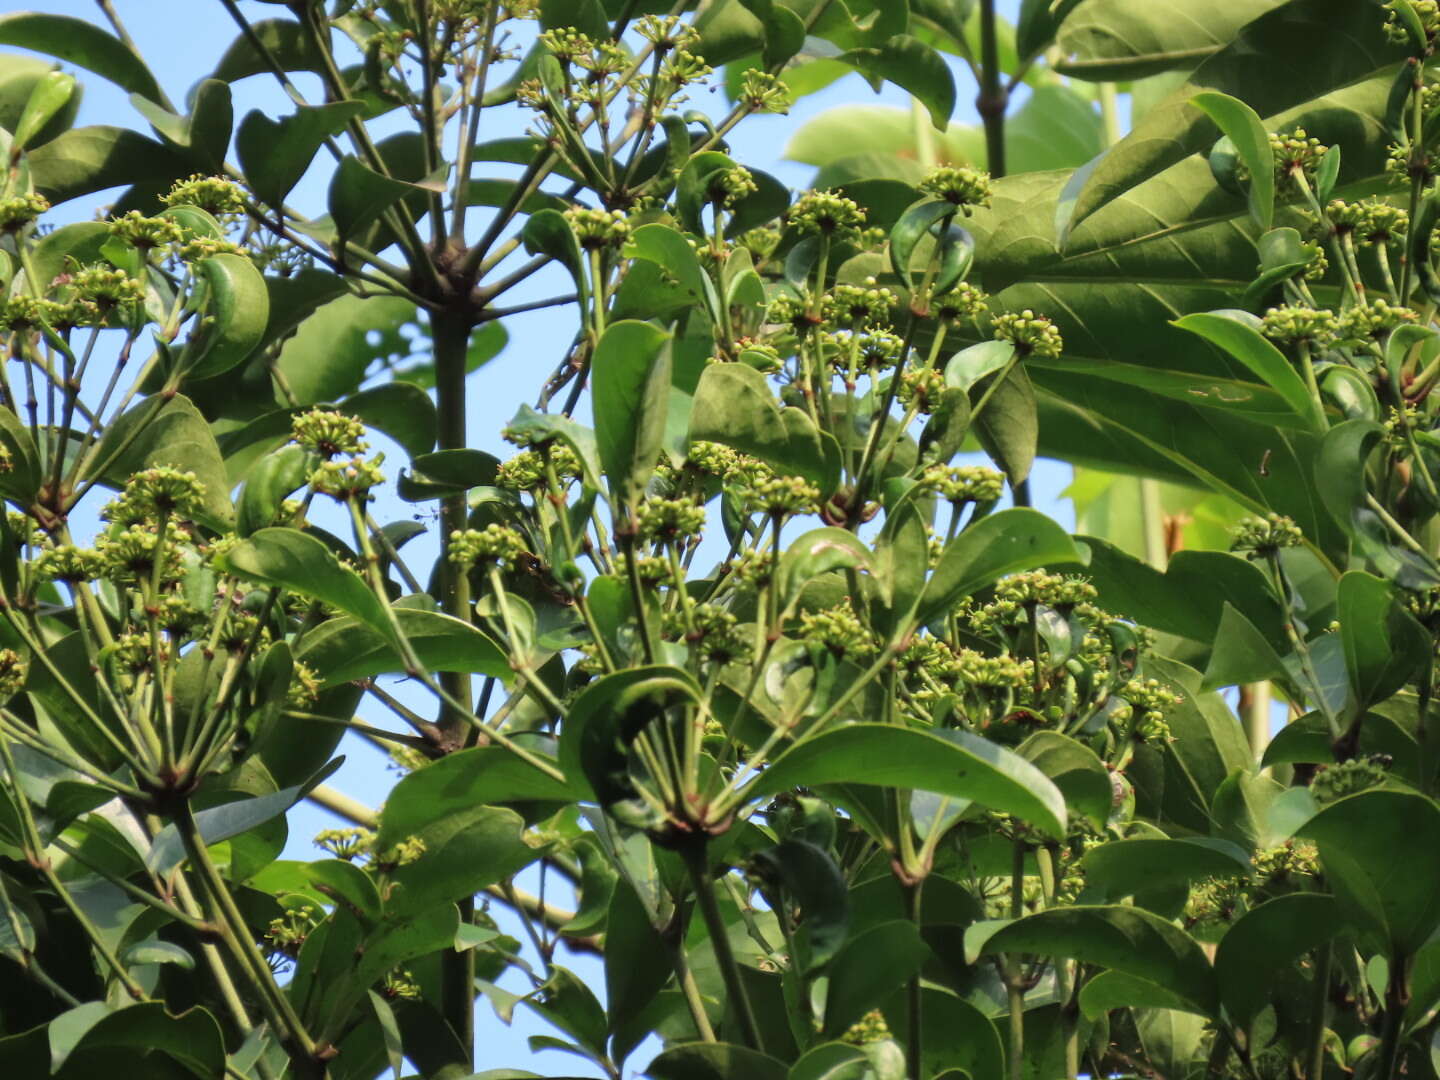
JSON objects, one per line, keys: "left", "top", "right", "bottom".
{"left": 87, "top": 393, "right": 234, "bottom": 529}
{"left": 0, "top": 405, "right": 40, "bottom": 507}
{"left": 1081, "top": 837, "right": 1251, "bottom": 902}
{"left": 625, "top": 223, "right": 722, "bottom": 323}
{"left": 841, "top": 36, "right": 956, "bottom": 130}
{"left": 52, "top": 1002, "right": 225, "bottom": 1078}
{"left": 12, "top": 70, "right": 75, "bottom": 152}
{"left": 0, "top": 13, "right": 165, "bottom": 104}
{"left": 187, "top": 253, "right": 271, "bottom": 380}
{"left": 747, "top": 723, "right": 1068, "bottom": 839}
{"left": 944, "top": 340, "right": 1015, "bottom": 392}
{"left": 237, "top": 102, "right": 366, "bottom": 209}
{"left": 383, "top": 804, "right": 536, "bottom": 915}
{"left": 1005, "top": 84, "right": 1106, "bottom": 175}
{"left": 965, "top": 905, "right": 1218, "bottom": 1016}
{"left": 777, "top": 527, "right": 874, "bottom": 615}
{"left": 1016, "top": 0, "right": 1084, "bottom": 59}
{"left": 1201, "top": 601, "right": 1290, "bottom": 690}
{"left": 0, "top": 57, "right": 80, "bottom": 150}
{"left": 559, "top": 666, "right": 703, "bottom": 805}
{"left": 882, "top": 987, "right": 1003, "bottom": 1080}
{"left": 295, "top": 608, "right": 511, "bottom": 687}
{"left": 27, "top": 125, "right": 191, "bottom": 204}
{"left": 274, "top": 292, "right": 417, "bottom": 406}
{"left": 1059, "top": 0, "right": 1398, "bottom": 231}
{"left": 1173, "top": 311, "right": 1318, "bottom": 429}
{"left": 329, "top": 153, "right": 445, "bottom": 240}
{"left": 342, "top": 381, "right": 438, "bottom": 459}
{"left": 1189, "top": 92, "right": 1275, "bottom": 229}
{"left": 1299, "top": 789, "right": 1440, "bottom": 956}
{"left": 787, "top": 1043, "right": 870, "bottom": 1080}
{"left": 217, "top": 527, "right": 388, "bottom": 636}
{"left": 604, "top": 878, "right": 671, "bottom": 1044}
{"left": 647, "top": 1042, "right": 789, "bottom": 1080}
{"left": 146, "top": 758, "right": 341, "bottom": 874}
{"left": 376, "top": 746, "right": 578, "bottom": 852}
{"left": 522, "top": 209, "right": 589, "bottom": 312}
{"left": 1016, "top": 731, "right": 1113, "bottom": 829}
{"left": 972, "top": 363, "right": 1037, "bottom": 485}
{"left": 120, "top": 938, "right": 195, "bottom": 971}
{"left": 822, "top": 920, "right": 930, "bottom": 1036}
{"left": 309, "top": 859, "right": 383, "bottom": 924}
{"left": 1055, "top": 0, "right": 1289, "bottom": 81}
{"left": 751, "top": 840, "right": 850, "bottom": 972}
{"left": 1214, "top": 893, "right": 1341, "bottom": 1025}
{"left": 919, "top": 508, "right": 1085, "bottom": 627}
{"left": 690, "top": 363, "right": 836, "bottom": 495}
{"left": 1337, "top": 571, "right": 1430, "bottom": 715}
{"left": 593, "top": 320, "right": 673, "bottom": 505}
{"left": 889, "top": 200, "right": 968, "bottom": 295}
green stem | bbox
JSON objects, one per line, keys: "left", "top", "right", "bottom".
{"left": 904, "top": 879, "right": 926, "bottom": 1080}
{"left": 679, "top": 840, "right": 763, "bottom": 1052}
{"left": 1307, "top": 943, "right": 1332, "bottom": 1080}
{"left": 1005, "top": 835, "right": 1026, "bottom": 1080}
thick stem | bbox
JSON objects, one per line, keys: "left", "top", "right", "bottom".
{"left": 432, "top": 308, "right": 475, "bottom": 744}
{"left": 977, "top": 0, "right": 1008, "bottom": 179}
{"left": 679, "top": 840, "right": 763, "bottom": 1052}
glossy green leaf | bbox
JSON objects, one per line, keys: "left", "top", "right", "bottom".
{"left": 1189, "top": 92, "right": 1275, "bottom": 229}
{"left": 308, "top": 859, "right": 383, "bottom": 924}
{"left": 87, "top": 393, "right": 234, "bottom": 528}
{"left": 27, "top": 125, "right": 191, "bottom": 204}
{"left": 376, "top": 746, "right": 578, "bottom": 853}
{"left": 751, "top": 840, "right": 850, "bottom": 972}
{"left": 1337, "top": 571, "right": 1430, "bottom": 715}
{"left": 146, "top": 758, "right": 341, "bottom": 874}
{"left": 889, "top": 200, "right": 965, "bottom": 295}
{"left": 329, "top": 153, "right": 445, "bottom": 240}
{"left": 237, "top": 101, "right": 366, "bottom": 209}
{"left": 1299, "top": 789, "right": 1440, "bottom": 955}
{"left": 777, "top": 527, "right": 874, "bottom": 615}
{"left": 522, "top": 209, "right": 589, "bottom": 311}
{"left": 944, "top": 340, "right": 1015, "bottom": 393}
{"left": 1016, "top": 731, "right": 1113, "bottom": 829}
{"left": 841, "top": 36, "right": 956, "bottom": 130}
{"left": 51, "top": 1001, "right": 225, "bottom": 1078}
{"left": 187, "top": 253, "right": 270, "bottom": 380}
{"left": 12, "top": 70, "right": 74, "bottom": 152}
{"left": 0, "top": 13, "right": 164, "bottom": 104}
{"left": 295, "top": 607, "right": 511, "bottom": 687}
{"left": 273, "top": 292, "right": 417, "bottom": 406}
{"left": 217, "top": 527, "right": 388, "bottom": 636}
{"left": 1055, "top": 0, "right": 1289, "bottom": 81}
{"left": 648, "top": 1042, "right": 789, "bottom": 1080}
{"left": 787, "top": 1043, "right": 869, "bottom": 1080}
{"left": 1081, "top": 837, "right": 1251, "bottom": 901}
{"left": 689, "top": 362, "right": 836, "bottom": 495}
{"left": 0, "top": 57, "right": 80, "bottom": 150}
{"left": 593, "top": 320, "right": 673, "bottom": 505}
{"left": 1059, "top": 0, "right": 1398, "bottom": 231}
{"left": 748, "top": 723, "right": 1068, "bottom": 839}
{"left": 120, "top": 938, "right": 195, "bottom": 971}
{"left": 1173, "top": 310, "right": 1318, "bottom": 429}
{"left": 918, "top": 508, "right": 1085, "bottom": 627}
{"left": 965, "top": 905, "right": 1218, "bottom": 1016}
{"left": 1214, "top": 893, "right": 1341, "bottom": 1025}
{"left": 822, "top": 920, "right": 930, "bottom": 1036}
{"left": 972, "top": 363, "right": 1037, "bottom": 485}
{"left": 625, "top": 223, "right": 722, "bottom": 323}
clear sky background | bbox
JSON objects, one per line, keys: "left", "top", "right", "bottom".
{"left": 7, "top": 1, "right": 1081, "bottom": 1075}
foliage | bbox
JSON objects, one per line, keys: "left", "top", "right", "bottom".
{"left": 1, "top": 1, "right": 1440, "bottom": 1080}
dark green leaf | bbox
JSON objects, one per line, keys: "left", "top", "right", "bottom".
{"left": 972, "top": 363, "right": 1037, "bottom": 485}
{"left": 747, "top": 723, "right": 1068, "bottom": 839}
{"left": 1173, "top": 311, "right": 1318, "bottom": 429}
{"left": 27, "top": 125, "right": 191, "bottom": 204}
{"left": 187, "top": 252, "right": 270, "bottom": 380}
{"left": 294, "top": 607, "right": 511, "bottom": 687}
{"left": 1081, "top": 837, "right": 1251, "bottom": 902}
{"left": 1214, "top": 893, "right": 1341, "bottom": 1025}
{"left": 1337, "top": 571, "right": 1430, "bottom": 714}
{"left": 965, "top": 905, "right": 1218, "bottom": 1016}
{"left": 750, "top": 840, "right": 850, "bottom": 972}
{"left": 822, "top": 920, "right": 930, "bottom": 1036}
{"left": 593, "top": 320, "right": 673, "bottom": 505}
{"left": 841, "top": 36, "right": 956, "bottom": 130}
{"left": 217, "top": 527, "right": 388, "bottom": 635}
{"left": 919, "top": 508, "right": 1085, "bottom": 627}
{"left": 0, "top": 13, "right": 164, "bottom": 103}
{"left": 1016, "top": 731, "right": 1113, "bottom": 829}
{"left": 1298, "top": 789, "right": 1440, "bottom": 955}
{"left": 647, "top": 1042, "right": 788, "bottom": 1080}
{"left": 237, "top": 102, "right": 366, "bottom": 209}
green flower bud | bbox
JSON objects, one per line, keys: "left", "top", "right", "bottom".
{"left": 1231, "top": 512, "right": 1303, "bottom": 554}
{"left": 449, "top": 524, "right": 528, "bottom": 570}
{"left": 291, "top": 407, "right": 368, "bottom": 458}
{"left": 162, "top": 174, "right": 247, "bottom": 215}
{"left": 992, "top": 308, "right": 1064, "bottom": 360}
{"left": 918, "top": 165, "right": 993, "bottom": 211}
{"left": 788, "top": 190, "right": 866, "bottom": 241}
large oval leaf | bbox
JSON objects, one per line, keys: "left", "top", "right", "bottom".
{"left": 746, "top": 724, "right": 1067, "bottom": 839}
